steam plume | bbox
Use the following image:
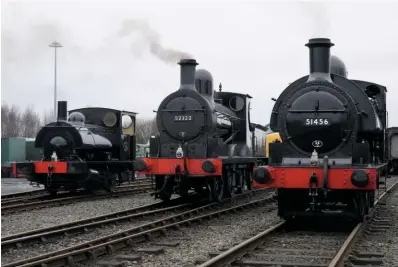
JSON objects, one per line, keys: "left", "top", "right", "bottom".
{"left": 297, "top": 1, "right": 331, "bottom": 38}
{"left": 117, "top": 19, "right": 193, "bottom": 64}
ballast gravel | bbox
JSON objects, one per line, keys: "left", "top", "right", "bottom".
{"left": 3, "top": 176, "right": 398, "bottom": 267}
{"left": 1, "top": 190, "right": 275, "bottom": 265}
{"left": 347, "top": 176, "right": 398, "bottom": 267}
{"left": 80, "top": 196, "right": 281, "bottom": 267}
{"left": 80, "top": 177, "right": 398, "bottom": 267}
{"left": 1, "top": 191, "right": 160, "bottom": 237}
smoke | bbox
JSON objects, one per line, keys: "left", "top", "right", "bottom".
{"left": 2, "top": 20, "right": 66, "bottom": 64}
{"left": 1, "top": 30, "right": 17, "bottom": 63}
{"left": 117, "top": 19, "right": 193, "bottom": 64}
{"left": 297, "top": 1, "right": 331, "bottom": 38}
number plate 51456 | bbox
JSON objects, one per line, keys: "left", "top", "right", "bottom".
{"left": 305, "top": 118, "right": 329, "bottom": 126}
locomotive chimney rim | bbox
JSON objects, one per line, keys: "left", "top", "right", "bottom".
{"left": 306, "top": 38, "right": 334, "bottom": 82}
{"left": 178, "top": 58, "right": 198, "bottom": 91}
{"left": 178, "top": 58, "right": 198, "bottom": 66}
{"left": 305, "top": 38, "right": 334, "bottom": 48}
{"left": 57, "top": 101, "right": 67, "bottom": 121}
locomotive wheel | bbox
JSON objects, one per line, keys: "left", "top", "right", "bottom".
{"left": 364, "top": 192, "right": 370, "bottom": 215}
{"left": 369, "top": 191, "right": 375, "bottom": 208}
{"left": 156, "top": 175, "right": 173, "bottom": 202}
{"left": 210, "top": 176, "right": 224, "bottom": 202}
{"left": 47, "top": 189, "right": 58, "bottom": 196}
{"left": 194, "top": 186, "right": 207, "bottom": 196}
{"left": 235, "top": 172, "right": 244, "bottom": 194}
{"left": 354, "top": 192, "right": 366, "bottom": 222}
{"left": 45, "top": 185, "right": 59, "bottom": 196}
{"left": 159, "top": 191, "right": 172, "bottom": 202}
{"left": 67, "top": 186, "right": 79, "bottom": 193}
{"left": 105, "top": 174, "right": 117, "bottom": 193}
{"left": 245, "top": 171, "right": 252, "bottom": 191}
{"left": 225, "top": 173, "right": 234, "bottom": 198}
{"left": 277, "top": 190, "right": 288, "bottom": 220}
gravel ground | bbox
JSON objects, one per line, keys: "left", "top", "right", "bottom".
{"left": 379, "top": 175, "right": 398, "bottom": 196}
{"left": 79, "top": 176, "right": 398, "bottom": 267}
{"left": 380, "top": 186, "right": 398, "bottom": 267}
{"left": 1, "top": 191, "right": 160, "bottom": 237}
{"left": 347, "top": 176, "right": 398, "bottom": 267}
{"left": 78, "top": 193, "right": 280, "bottom": 267}
{"left": 1, "top": 190, "right": 276, "bottom": 266}
{"left": 3, "top": 176, "right": 397, "bottom": 266}
{"left": 245, "top": 227, "right": 349, "bottom": 266}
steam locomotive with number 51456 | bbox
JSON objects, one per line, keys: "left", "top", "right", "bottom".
{"left": 253, "top": 38, "right": 390, "bottom": 222}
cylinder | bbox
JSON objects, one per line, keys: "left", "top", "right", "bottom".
{"left": 57, "top": 101, "right": 67, "bottom": 121}
{"left": 305, "top": 38, "right": 334, "bottom": 82}
{"left": 178, "top": 58, "right": 198, "bottom": 90}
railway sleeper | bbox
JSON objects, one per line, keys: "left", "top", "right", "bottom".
{"left": 348, "top": 254, "right": 384, "bottom": 266}
{"left": 116, "top": 254, "right": 142, "bottom": 261}
{"left": 232, "top": 259, "right": 328, "bottom": 266}
{"left": 97, "top": 260, "right": 128, "bottom": 267}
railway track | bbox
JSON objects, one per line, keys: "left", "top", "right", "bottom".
{"left": 1, "top": 189, "right": 48, "bottom": 202}
{"left": 1, "top": 194, "right": 202, "bottom": 251}
{"left": 1, "top": 183, "right": 154, "bottom": 215}
{"left": 1, "top": 189, "right": 275, "bottom": 267}
{"left": 339, "top": 182, "right": 398, "bottom": 266}
{"left": 1, "top": 177, "right": 152, "bottom": 203}
{"left": 1, "top": 180, "right": 153, "bottom": 206}
{"left": 198, "top": 182, "right": 398, "bottom": 267}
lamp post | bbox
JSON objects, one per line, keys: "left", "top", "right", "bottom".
{"left": 49, "top": 41, "right": 63, "bottom": 119}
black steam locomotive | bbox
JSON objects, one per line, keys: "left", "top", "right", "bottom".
{"left": 135, "top": 59, "right": 268, "bottom": 201}
{"left": 16, "top": 101, "right": 137, "bottom": 194}
{"left": 254, "top": 38, "right": 389, "bottom": 221}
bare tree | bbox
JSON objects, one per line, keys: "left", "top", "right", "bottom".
{"left": 136, "top": 117, "right": 158, "bottom": 144}
{"left": 41, "top": 109, "right": 54, "bottom": 126}
{"left": 1, "top": 103, "right": 10, "bottom": 137}
{"left": 1, "top": 103, "right": 54, "bottom": 138}
{"left": 20, "top": 105, "right": 41, "bottom": 137}
{"left": 1, "top": 103, "right": 22, "bottom": 138}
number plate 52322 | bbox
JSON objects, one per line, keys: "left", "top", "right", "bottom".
{"left": 174, "top": 115, "right": 193, "bottom": 122}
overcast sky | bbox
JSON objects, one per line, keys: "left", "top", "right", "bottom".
{"left": 2, "top": 0, "right": 398, "bottom": 126}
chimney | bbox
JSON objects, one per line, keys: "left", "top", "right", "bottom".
{"left": 305, "top": 38, "right": 334, "bottom": 82}
{"left": 57, "top": 101, "right": 67, "bottom": 121}
{"left": 178, "top": 58, "right": 198, "bottom": 90}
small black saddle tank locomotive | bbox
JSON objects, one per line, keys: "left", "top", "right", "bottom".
{"left": 16, "top": 101, "right": 137, "bottom": 194}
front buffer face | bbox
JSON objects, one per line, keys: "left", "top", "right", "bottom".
{"left": 15, "top": 161, "right": 92, "bottom": 189}
{"left": 135, "top": 158, "right": 222, "bottom": 176}
{"left": 253, "top": 165, "right": 381, "bottom": 221}
{"left": 253, "top": 166, "right": 378, "bottom": 190}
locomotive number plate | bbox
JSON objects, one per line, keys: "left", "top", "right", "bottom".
{"left": 305, "top": 118, "right": 329, "bottom": 126}
{"left": 174, "top": 115, "right": 193, "bottom": 122}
